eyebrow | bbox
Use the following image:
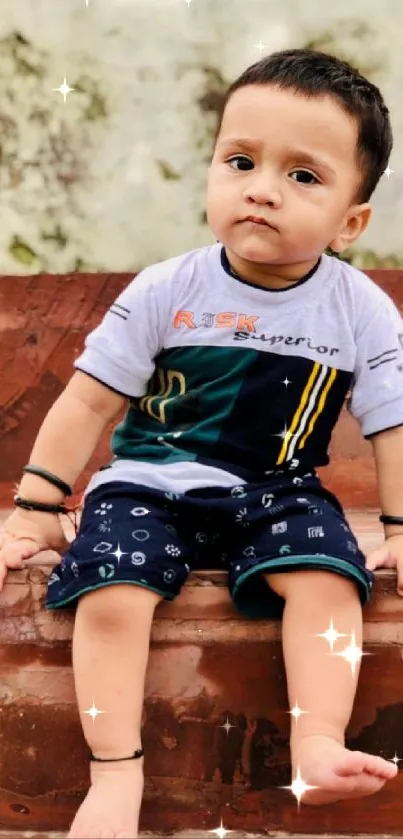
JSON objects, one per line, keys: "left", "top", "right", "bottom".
{"left": 217, "top": 137, "right": 337, "bottom": 175}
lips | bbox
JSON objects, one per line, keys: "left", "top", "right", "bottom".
{"left": 244, "top": 216, "right": 273, "bottom": 227}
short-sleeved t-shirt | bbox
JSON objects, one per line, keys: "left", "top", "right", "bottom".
{"left": 74, "top": 243, "right": 403, "bottom": 497}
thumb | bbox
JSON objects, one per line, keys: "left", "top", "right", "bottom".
{"left": 366, "top": 544, "right": 394, "bottom": 572}
{"left": 4, "top": 537, "right": 43, "bottom": 566}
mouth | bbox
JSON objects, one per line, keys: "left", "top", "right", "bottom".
{"left": 243, "top": 216, "right": 277, "bottom": 230}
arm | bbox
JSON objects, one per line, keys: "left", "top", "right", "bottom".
{"left": 371, "top": 425, "right": 403, "bottom": 539}
{"left": 17, "top": 370, "right": 128, "bottom": 506}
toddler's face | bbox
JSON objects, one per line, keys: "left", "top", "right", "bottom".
{"left": 206, "top": 84, "right": 370, "bottom": 280}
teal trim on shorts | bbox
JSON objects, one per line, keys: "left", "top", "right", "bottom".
{"left": 231, "top": 554, "right": 372, "bottom": 619}
{"left": 46, "top": 579, "right": 174, "bottom": 609}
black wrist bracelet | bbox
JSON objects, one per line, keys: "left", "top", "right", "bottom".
{"left": 22, "top": 465, "right": 72, "bottom": 497}
{"left": 379, "top": 514, "right": 403, "bottom": 526}
{"left": 14, "top": 495, "right": 68, "bottom": 514}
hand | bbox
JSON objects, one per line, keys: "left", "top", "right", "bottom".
{"left": 0, "top": 509, "right": 70, "bottom": 592}
{"left": 366, "top": 534, "right": 403, "bottom": 596}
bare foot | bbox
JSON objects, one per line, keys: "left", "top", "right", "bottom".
{"left": 68, "top": 760, "right": 144, "bottom": 838}
{"left": 291, "top": 735, "right": 398, "bottom": 806}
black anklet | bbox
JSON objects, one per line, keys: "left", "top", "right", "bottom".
{"left": 90, "top": 748, "right": 144, "bottom": 762}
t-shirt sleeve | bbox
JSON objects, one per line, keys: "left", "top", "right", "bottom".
{"left": 347, "top": 294, "right": 403, "bottom": 438}
{"left": 74, "top": 270, "right": 168, "bottom": 399}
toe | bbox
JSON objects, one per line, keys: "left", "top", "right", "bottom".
{"left": 333, "top": 750, "right": 367, "bottom": 777}
{"left": 360, "top": 753, "right": 398, "bottom": 779}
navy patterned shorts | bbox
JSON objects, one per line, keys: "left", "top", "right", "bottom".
{"left": 46, "top": 472, "right": 374, "bottom": 620}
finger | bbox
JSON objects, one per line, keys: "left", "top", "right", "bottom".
{"left": 397, "top": 561, "right": 403, "bottom": 596}
{"left": 0, "top": 562, "right": 6, "bottom": 592}
{"left": 366, "top": 550, "right": 389, "bottom": 571}
{"left": 2, "top": 539, "right": 41, "bottom": 570}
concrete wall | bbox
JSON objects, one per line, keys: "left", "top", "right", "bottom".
{"left": 0, "top": 0, "right": 402, "bottom": 275}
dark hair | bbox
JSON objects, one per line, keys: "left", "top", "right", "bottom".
{"left": 214, "top": 48, "right": 393, "bottom": 203}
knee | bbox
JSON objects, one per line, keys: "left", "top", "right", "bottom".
{"left": 76, "top": 583, "right": 162, "bottom": 629}
{"left": 264, "top": 569, "right": 358, "bottom": 601}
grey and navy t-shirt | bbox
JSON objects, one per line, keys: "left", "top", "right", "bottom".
{"left": 75, "top": 242, "right": 403, "bottom": 497}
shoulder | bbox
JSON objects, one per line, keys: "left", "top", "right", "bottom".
{"left": 121, "top": 243, "right": 218, "bottom": 298}
{"left": 328, "top": 254, "right": 399, "bottom": 326}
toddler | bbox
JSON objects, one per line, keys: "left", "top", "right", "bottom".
{"left": 1, "top": 48, "right": 403, "bottom": 839}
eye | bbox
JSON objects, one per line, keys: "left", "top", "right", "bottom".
{"left": 289, "top": 169, "right": 320, "bottom": 185}
{"left": 226, "top": 155, "right": 254, "bottom": 171}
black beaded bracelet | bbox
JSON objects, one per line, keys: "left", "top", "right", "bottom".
{"left": 22, "top": 465, "right": 72, "bottom": 497}
{"left": 14, "top": 495, "right": 69, "bottom": 515}
{"left": 379, "top": 514, "right": 403, "bottom": 526}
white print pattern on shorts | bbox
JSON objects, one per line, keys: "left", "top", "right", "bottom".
{"left": 235, "top": 508, "right": 249, "bottom": 526}
{"left": 163, "top": 569, "right": 176, "bottom": 583}
{"left": 132, "top": 530, "right": 150, "bottom": 541}
{"left": 308, "top": 526, "right": 325, "bottom": 538}
{"left": 99, "top": 563, "right": 115, "bottom": 580}
{"left": 231, "top": 486, "right": 247, "bottom": 498}
{"left": 165, "top": 544, "right": 182, "bottom": 557}
{"left": 131, "top": 552, "right": 146, "bottom": 565}
{"left": 98, "top": 518, "right": 112, "bottom": 534}
{"left": 131, "top": 507, "right": 150, "bottom": 517}
{"left": 272, "top": 521, "right": 287, "bottom": 535}
{"left": 95, "top": 503, "right": 113, "bottom": 516}
{"left": 93, "top": 541, "right": 113, "bottom": 553}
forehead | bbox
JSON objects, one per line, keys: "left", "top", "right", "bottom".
{"left": 218, "top": 84, "right": 359, "bottom": 168}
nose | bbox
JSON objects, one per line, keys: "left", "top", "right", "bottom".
{"left": 243, "top": 171, "right": 282, "bottom": 208}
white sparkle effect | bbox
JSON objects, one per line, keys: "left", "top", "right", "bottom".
{"left": 391, "top": 753, "right": 402, "bottom": 765}
{"left": 209, "top": 820, "right": 232, "bottom": 839}
{"left": 282, "top": 766, "right": 318, "bottom": 804}
{"left": 254, "top": 40, "right": 267, "bottom": 54}
{"left": 317, "top": 619, "right": 348, "bottom": 652}
{"left": 219, "top": 716, "right": 238, "bottom": 735}
{"left": 111, "top": 543, "right": 129, "bottom": 565}
{"left": 273, "top": 423, "right": 294, "bottom": 442}
{"left": 53, "top": 76, "right": 75, "bottom": 103}
{"left": 83, "top": 701, "right": 105, "bottom": 724}
{"left": 334, "top": 632, "right": 366, "bottom": 676}
{"left": 288, "top": 702, "right": 308, "bottom": 724}
{"left": 384, "top": 165, "right": 394, "bottom": 179}
{"left": 282, "top": 377, "right": 292, "bottom": 388}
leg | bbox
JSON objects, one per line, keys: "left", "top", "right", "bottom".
{"left": 264, "top": 569, "right": 397, "bottom": 805}
{"left": 68, "top": 584, "right": 162, "bottom": 839}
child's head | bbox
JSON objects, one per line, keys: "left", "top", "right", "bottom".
{"left": 207, "top": 48, "right": 392, "bottom": 279}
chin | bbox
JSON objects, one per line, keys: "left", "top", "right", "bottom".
{"left": 228, "top": 243, "right": 284, "bottom": 265}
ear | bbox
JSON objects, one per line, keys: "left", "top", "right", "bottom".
{"left": 329, "top": 203, "right": 372, "bottom": 252}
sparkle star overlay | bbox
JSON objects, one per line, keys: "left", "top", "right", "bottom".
{"left": 254, "top": 40, "right": 267, "bottom": 54}
{"left": 53, "top": 75, "right": 75, "bottom": 103}
{"left": 317, "top": 619, "right": 348, "bottom": 652}
{"left": 334, "top": 631, "right": 367, "bottom": 677}
{"left": 288, "top": 701, "right": 308, "bottom": 724}
{"left": 83, "top": 701, "right": 105, "bottom": 725}
{"left": 209, "top": 820, "right": 232, "bottom": 839}
{"left": 219, "top": 716, "right": 238, "bottom": 735}
{"left": 281, "top": 767, "right": 318, "bottom": 805}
